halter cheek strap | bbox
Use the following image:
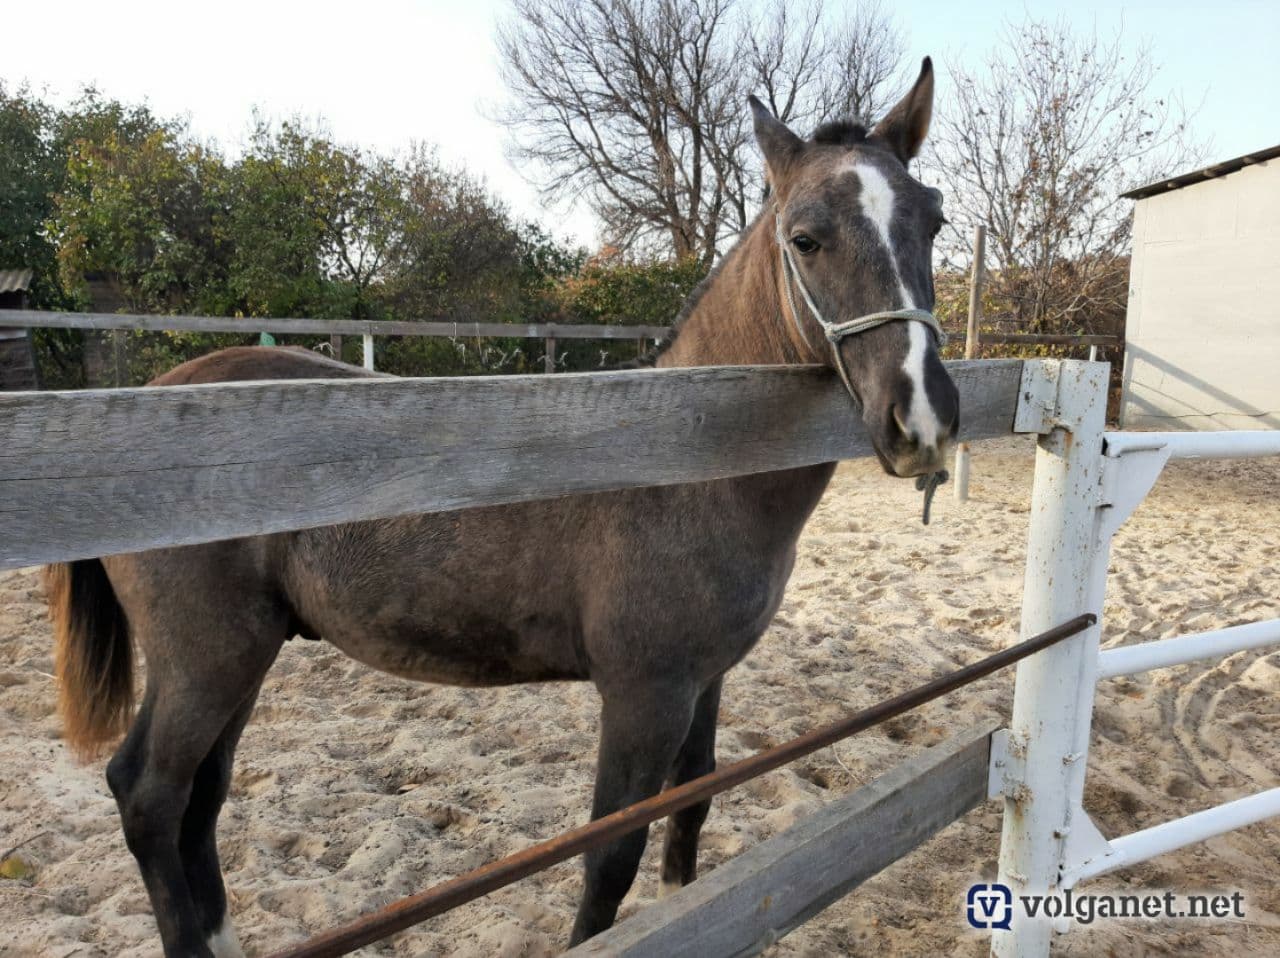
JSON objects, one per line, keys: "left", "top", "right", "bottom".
{"left": 774, "top": 210, "right": 947, "bottom": 397}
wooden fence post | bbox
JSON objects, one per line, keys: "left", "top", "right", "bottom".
{"left": 545, "top": 332, "right": 557, "bottom": 374}
{"left": 112, "top": 328, "right": 126, "bottom": 387}
{"left": 362, "top": 333, "right": 375, "bottom": 371}
{"left": 954, "top": 224, "right": 987, "bottom": 503}
{"left": 331, "top": 333, "right": 343, "bottom": 361}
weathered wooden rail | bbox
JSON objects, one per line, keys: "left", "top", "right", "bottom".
{"left": 979, "top": 332, "right": 1118, "bottom": 347}
{"left": 0, "top": 359, "right": 1023, "bottom": 569}
{"left": 0, "top": 309, "right": 671, "bottom": 374}
{"left": 2, "top": 309, "right": 670, "bottom": 341}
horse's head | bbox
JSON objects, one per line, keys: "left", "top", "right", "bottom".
{"left": 750, "top": 58, "right": 958, "bottom": 479}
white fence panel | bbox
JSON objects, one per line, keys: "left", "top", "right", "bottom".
{"left": 995, "top": 360, "right": 1280, "bottom": 956}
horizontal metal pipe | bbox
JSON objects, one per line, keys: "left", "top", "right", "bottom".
{"left": 265, "top": 614, "right": 1095, "bottom": 958}
{"left": 1105, "top": 430, "right": 1280, "bottom": 460}
{"left": 1074, "top": 788, "right": 1280, "bottom": 883}
{"left": 1098, "top": 618, "right": 1280, "bottom": 678}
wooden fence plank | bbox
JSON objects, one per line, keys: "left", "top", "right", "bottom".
{"left": 980, "top": 333, "right": 1118, "bottom": 346}
{"left": 1, "top": 309, "right": 671, "bottom": 341}
{"left": 567, "top": 722, "right": 998, "bottom": 958}
{"left": 0, "top": 360, "right": 1023, "bottom": 569}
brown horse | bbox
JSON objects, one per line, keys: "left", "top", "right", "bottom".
{"left": 45, "top": 60, "right": 957, "bottom": 956}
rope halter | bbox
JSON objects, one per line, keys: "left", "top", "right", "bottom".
{"left": 773, "top": 209, "right": 947, "bottom": 398}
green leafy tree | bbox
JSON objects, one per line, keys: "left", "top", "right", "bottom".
{"left": 378, "top": 146, "right": 528, "bottom": 321}
{"left": 7, "top": 83, "right": 697, "bottom": 384}
{"left": 225, "top": 118, "right": 402, "bottom": 319}
{"left": 50, "top": 127, "right": 229, "bottom": 312}
{"left": 0, "top": 82, "right": 67, "bottom": 307}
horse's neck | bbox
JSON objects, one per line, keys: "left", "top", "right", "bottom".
{"left": 656, "top": 213, "right": 837, "bottom": 529}
{"left": 655, "top": 217, "right": 811, "bottom": 369}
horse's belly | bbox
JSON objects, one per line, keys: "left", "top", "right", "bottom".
{"left": 323, "top": 613, "right": 588, "bottom": 687}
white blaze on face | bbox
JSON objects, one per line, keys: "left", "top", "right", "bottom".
{"left": 849, "top": 162, "right": 916, "bottom": 310}
{"left": 901, "top": 320, "right": 940, "bottom": 449}
{"left": 844, "top": 159, "right": 943, "bottom": 450}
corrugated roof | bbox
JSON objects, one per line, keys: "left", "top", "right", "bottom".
{"left": 0, "top": 269, "right": 34, "bottom": 294}
{"left": 1122, "top": 144, "right": 1280, "bottom": 201}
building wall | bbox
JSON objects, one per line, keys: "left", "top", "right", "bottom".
{"left": 0, "top": 330, "right": 40, "bottom": 390}
{"left": 0, "top": 289, "right": 40, "bottom": 390}
{"left": 1120, "top": 159, "right": 1280, "bottom": 430}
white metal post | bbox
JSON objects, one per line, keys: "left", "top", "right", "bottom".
{"left": 362, "top": 333, "right": 375, "bottom": 371}
{"left": 992, "top": 360, "right": 1110, "bottom": 958}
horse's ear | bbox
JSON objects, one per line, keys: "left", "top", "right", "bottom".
{"left": 871, "top": 57, "right": 934, "bottom": 163}
{"left": 750, "top": 95, "right": 803, "bottom": 185}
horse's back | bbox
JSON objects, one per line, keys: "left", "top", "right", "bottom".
{"left": 149, "top": 345, "right": 387, "bottom": 386}
{"left": 98, "top": 346, "right": 383, "bottom": 651}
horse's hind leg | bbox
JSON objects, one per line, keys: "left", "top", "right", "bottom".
{"left": 568, "top": 683, "right": 698, "bottom": 945}
{"left": 105, "top": 587, "right": 283, "bottom": 957}
{"left": 179, "top": 680, "right": 265, "bottom": 957}
{"left": 659, "top": 677, "right": 722, "bottom": 897}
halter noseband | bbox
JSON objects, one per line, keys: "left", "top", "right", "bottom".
{"left": 774, "top": 209, "right": 947, "bottom": 397}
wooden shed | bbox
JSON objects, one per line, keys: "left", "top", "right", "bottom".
{"left": 0, "top": 269, "right": 40, "bottom": 391}
{"left": 1119, "top": 145, "right": 1280, "bottom": 430}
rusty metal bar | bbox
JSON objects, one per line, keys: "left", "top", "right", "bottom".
{"left": 265, "top": 613, "right": 1095, "bottom": 958}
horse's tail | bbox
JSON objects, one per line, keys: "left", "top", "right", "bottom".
{"left": 43, "top": 560, "right": 133, "bottom": 760}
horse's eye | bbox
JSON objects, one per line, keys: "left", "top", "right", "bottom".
{"left": 791, "top": 234, "right": 819, "bottom": 255}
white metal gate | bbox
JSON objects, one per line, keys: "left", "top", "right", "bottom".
{"left": 991, "top": 359, "right": 1280, "bottom": 956}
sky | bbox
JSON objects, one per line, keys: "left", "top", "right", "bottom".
{"left": 4, "top": 0, "right": 1276, "bottom": 248}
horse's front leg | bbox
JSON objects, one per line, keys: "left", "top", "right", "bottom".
{"left": 568, "top": 681, "right": 698, "bottom": 945}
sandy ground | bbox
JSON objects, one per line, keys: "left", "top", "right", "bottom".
{"left": 2, "top": 436, "right": 1278, "bottom": 957}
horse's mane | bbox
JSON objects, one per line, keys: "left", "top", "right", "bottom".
{"left": 625, "top": 208, "right": 766, "bottom": 369}
{"left": 811, "top": 119, "right": 869, "bottom": 147}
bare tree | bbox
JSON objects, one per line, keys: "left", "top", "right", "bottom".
{"left": 495, "top": 0, "right": 905, "bottom": 264}
{"left": 926, "top": 16, "right": 1202, "bottom": 334}
{"left": 822, "top": 0, "right": 906, "bottom": 122}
